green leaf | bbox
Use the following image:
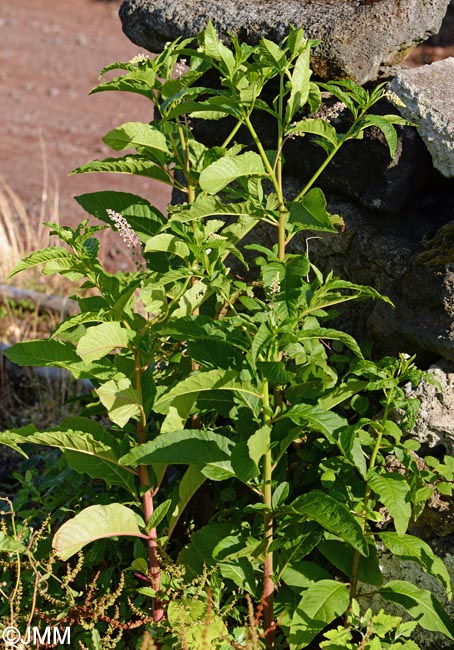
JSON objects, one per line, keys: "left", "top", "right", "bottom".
{"left": 281, "top": 560, "right": 332, "bottom": 591}
{"left": 0, "top": 432, "right": 28, "bottom": 458}
{"left": 298, "top": 327, "right": 364, "bottom": 358}
{"left": 289, "top": 580, "right": 350, "bottom": 649}
{"left": 119, "top": 429, "right": 233, "bottom": 468}
{"left": 367, "top": 470, "right": 411, "bottom": 537}
{"left": 199, "top": 152, "right": 267, "bottom": 194}
{"left": 288, "top": 188, "right": 343, "bottom": 233}
{"left": 103, "top": 122, "right": 169, "bottom": 153}
{"left": 4, "top": 339, "right": 81, "bottom": 368}
{"left": 203, "top": 21, "right": 235, "bottom": 73}
{"left": 380, "top": 533, "right": 452, "bottom": 599}
{"left": 247, "top": 425, "right": 271, "bottom": 467}
{"left": 90, "top": 68, "right": 156, "bottom": 100}
{"left": 284, "top": 404, "right": 346, "bottom": 444}
{"left": 0, "top": 532, "right": 26, "bottom": 554}
{"left": 71, "top": 155, "right": 173, "bottom": 185}
{"left": 75, "top": 191, "right": 165, "bottom": 242}
{"left": 96, "top": 377, "right": 141, "bottom": 428}
{"left": 146, "top": 499, "right": 172, "bottom": 531}
{"left": 153, "top": 369, "right": 260, "bottom": 415}
{"left": 144, "top": 233, "right": 190, "bottom": 259}
{"left": 361, "top": 114, "right": 400, "bottom": 158}
{"left": 8, "top": 247, "right": 77, "bottom": 278}
{"left": 286, "top": 118, "right": 337, "bottom": 148}
{"left": 76, "top": 322, "right": 130, "bottom": 364}
{"left": 285, "top": 43, "right": 312, "bottom": 124}
{"left": 318, "top": 539, "right": 383, "bottom": 586}
{"left": 291, "top": 491, "right": 367, "bottom": 555}
{"left": 53, "top": 504, "right": 146, "bottom": 561}
{"left": 379, "top": 580, "right": 454, "bottom": 639}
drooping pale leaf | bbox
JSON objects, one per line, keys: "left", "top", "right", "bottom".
{"left": 291, "top": 490, "right": 367, "bottom": 555}
{"left": 231, "top": 441, "right": 260, "bottom": 483}
{"left": 144, "top": 233, "right": 190, "bottom": 259}
{"left": 71, "top": 155, "right": 172, "bottom": 185}
{"left": 379, "top": 580, "right": 454, "bottom": 639}
{"left": 75, "top": 191, "right": 165, "bottom": 242}
{"left": 288, "top": 188, "right": 343, "bottom": 233}
{"left": 76, "top": 322, "right": 130, "bottom": 364}
{"left": 199, "top": 152, "right": 267, "bottom": 194}
{"left": 8, "top": 247, "right": 77, "bottom": 278}
{"left": 289, "top": 580, "right": 350, "bottom": 649}
{"left": 103, "top": 122, "right": 169, "bottom": 153}
{"left": 64, "top": 451, "right": 136, "bottom": 494}
{"left": 96, "top": 377, "right": 141, "bottom": 427}
{"left": 53, "top": 504, "right": 146, "bottom": 560}
{"left": 0, "top": 532, "right": 26, "bottom": 554}
{"left": 119, "top": 429, "right": 233, "bottom": 468}
{"left": 380, "top": 533, "right": 452, "bottom": 599}
{"left": 167, "top": 195, "right": 266, "bottom": 227}
{"left": 367, "top": 470, "right": 411, "bottom": 537}
{"left": 153, "top": 369, "right": 259, "bottom": 415}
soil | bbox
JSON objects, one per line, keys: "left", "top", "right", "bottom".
{"left": 0, "top": 0, "right": 453, "bottom": 266}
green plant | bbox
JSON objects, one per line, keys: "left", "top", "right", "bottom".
{"left": 2, "top": 23, "right": 453, "bottom": 649}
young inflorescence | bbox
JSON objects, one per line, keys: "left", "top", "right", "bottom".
{"left": 106, "top": 209, "right": 144, "bottom": 270}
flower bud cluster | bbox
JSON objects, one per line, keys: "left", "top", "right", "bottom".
{"left": 129, "top": 53, "right": 150, "bottom": 66}
{"left": 310, "top": 101, "right": 346, "bottom": 122}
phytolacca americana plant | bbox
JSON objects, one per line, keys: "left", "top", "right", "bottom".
{"left": 2, "top": 23, "right": 453, "bottom": 650}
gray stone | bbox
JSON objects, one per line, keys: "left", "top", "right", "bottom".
{"left": 119, "top": 0, "right": 450, "bottom": 84}
{"left": 405, "top": 361, "right": 454, "bottom": 454}
{"left": 391, "top": 57, "right": 454, "bottom": 177}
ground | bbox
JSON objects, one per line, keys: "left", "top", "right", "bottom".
{"left": 0, "top": 0, "right": 453, "bottom": 278}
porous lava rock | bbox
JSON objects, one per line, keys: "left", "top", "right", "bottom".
{"left": 119, "top": 0, "right": 450, "bottom": 83}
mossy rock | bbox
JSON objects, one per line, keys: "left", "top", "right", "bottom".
{"left": 417, "top": 222, "right": 454, "bottom": 267}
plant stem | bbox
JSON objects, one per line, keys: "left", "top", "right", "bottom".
{"left": 262, "top": 379, "right": 275, "bottom": 649}
{"left": 348, "top": 387, "right": 395, "bottom": 612}
{"left": 135, "top": 350, "right": 163, "bottom": 623}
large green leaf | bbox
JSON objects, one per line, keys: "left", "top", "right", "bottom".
{"left": 367, "top": 470, "right": 411, "bottom": 537}
{"left": 284, "top": 404, "right": 346, "bottom": 444}
{"left": 96, "top": 377, "right": 141, "bottom": 428}
{"left": 289, "top": 580, "right": 350, "bottom": 649}
{"left": 119, "top": 429, "right": 233, "bottom": 468}
{"left": 8, "top": 247, "right": 77, "bottom": 278}
{"left": 380, "top": 533, "right": 452, "bottom": 599}
{"left": 379, "top": 580, "right": 454, "bottom": 639}
{"left": 4, "top": 339, "right": 80, "bottom": 368}
{"left": 291, "top": 491, "right": 367, "bottom": 555}
{"left": 103, "top": 122, "right": 169, "bottom": 153}
{"left": 318, "top": 539, "right": 383, "bottom": 586}
{"left": 71, "top": 155, "right": 173, "bottom": 185}
{"left": 144, "top": 233, "right": 190, "bottom": 259}
{"left": 199, "top": 152, "right": 267, "bottom": 194}
{"left": 288, "top": 188, "right": 342, "bottom": 233}
{"left": 285, "top": 44, "right": 312, "bottom": 124}
{"left": 53, "top": 504, "right": 146, "bottom": 561}
{"left": 90, "top": 68, "right": 156, "bottom": 100}
{"left": 286, "top": 118, "right": 337, "bottom": 148}
{"left": 0, "top": 432, "right": 28, "bottom": 457}
{"left": 76, "top": 322, "right": 130, "bottom": 364}
{"left": 75, "top": 191, "right": 165, "bottom": 242}
{"left": 153, "top": 369, "right": 260, "bottom": 415}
